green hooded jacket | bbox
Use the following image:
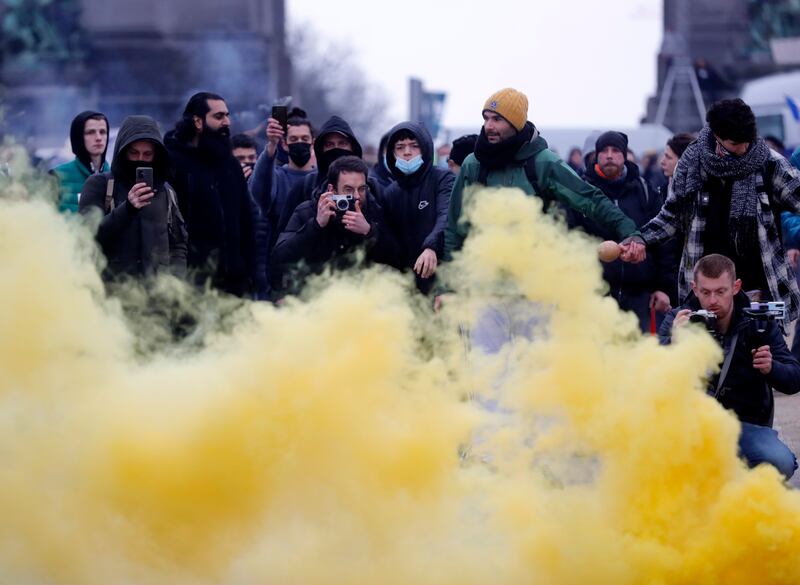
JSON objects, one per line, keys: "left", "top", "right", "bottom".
{"left": 52, "top": 158, "right": 110, "bottom": 214}
{"left": 443, "top": 131, "right": 637, "bottom": 259}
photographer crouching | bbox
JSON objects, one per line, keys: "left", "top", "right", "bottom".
{"left": 659, "top": 254, "right": 800, "bottom": 480}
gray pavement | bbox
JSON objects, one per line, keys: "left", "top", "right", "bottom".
{"left": 774, "top": 392, "right": 800, "bottom": 488}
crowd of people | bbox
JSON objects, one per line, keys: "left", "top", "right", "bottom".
{"left": 46, "top": 88, "right": 800, "bottom": 480}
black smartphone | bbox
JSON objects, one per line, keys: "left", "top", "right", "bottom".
{"left": 135, "top": 167, "right": 154, "bottom": 190}
{"left": 271, "top": 105, "right": 288, "bottom": 134}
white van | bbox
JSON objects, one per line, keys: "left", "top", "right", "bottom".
{"left": 740, "top": 71, "right": 800, "bottom": 148}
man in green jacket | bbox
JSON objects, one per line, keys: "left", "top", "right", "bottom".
{"left": 51, "top": 111, "right": 110, "bottom": 214}
{"left": 444, "top": 88, "right": 637, "bottom": 259}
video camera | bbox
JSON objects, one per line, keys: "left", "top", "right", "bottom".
{"left": 742, "top": 301, "right": 786, "bottom": 321}
{"left": 743, "top": 301, "right": 786, "bottom": 348}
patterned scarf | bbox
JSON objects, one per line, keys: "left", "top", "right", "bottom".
{"left": 688, "top": 126, "right": 770, "bottom": 251}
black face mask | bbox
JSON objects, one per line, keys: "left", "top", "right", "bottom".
{"left": 119, "top": 158, "right": 147, "bottom": 181}
{"left": 318, "top": 147, "right": 352, "bottom": 172}
{"left": 287, "top": 142, "right": 312, "bottom": 167}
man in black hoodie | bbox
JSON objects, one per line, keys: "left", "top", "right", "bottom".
{"left": 271, "top": 156, "right": 398, "bottom": 298}
{"left": 164, "top": 91, "right": 256, "bottom": 297}
{"left": 80, "top": 115, "right": 187, "bottom": 280}
{"left": 275, "top": 115, "right": 372, "bottom": 236}
{"left": 381, "top": 122, "right": 455, "bottom": 293}
{"left": 368, "top": 131, "right": 395, "bottom": 193}
{"left": 571, "top": 131, "right": 679, "bottom": 332}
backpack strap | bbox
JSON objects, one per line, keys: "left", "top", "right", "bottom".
{"left": 163, "top": 181, "right": 187, "bottom": 241}
{"left": 523, "top": 154, "right": 541, "bottom": 195}
{"left": 475, "top": 151, "right": 544, "bottom": 202}
{"left": 104, "top": 177, "right": 115, "bottom": 213}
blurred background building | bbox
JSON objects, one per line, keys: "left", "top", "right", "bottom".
{"left": 0, "top": 0, "right": 290, "bottom": 150}
{"left": 643, "top": 0, "right": 800, "bottom": 134}
{"left": 2, "top": 0, "right": 800, "bottom": 156}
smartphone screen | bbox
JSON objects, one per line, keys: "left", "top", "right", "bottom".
{"left": 272, "top": 105, "right": 288, "bottom": 133}
{"left": 135, "top": 167, "right": 154, "bottom": 190}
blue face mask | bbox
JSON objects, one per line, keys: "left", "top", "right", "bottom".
{"left": 395, "top": 155, "right": 423, "bottom": 175}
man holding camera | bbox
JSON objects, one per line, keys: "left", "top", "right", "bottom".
{"left": 659, "top": 254, "right": 799, "bottom": 480}
{"left": 271, "top": 156, "right": 398, "bottom": 297}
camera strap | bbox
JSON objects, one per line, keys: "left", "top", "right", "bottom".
{"left": 714, "top": 330, "right": 739, "bottom": 398}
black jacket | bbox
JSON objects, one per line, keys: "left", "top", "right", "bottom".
{"left": 271, "top": 191, "right": 399, "bottom": 297}
{"left": 573, "top": 162, "right": 680, "bottom": 303}
{"left": 659, "top": 291, "right": 800, "bottom": 426}
{"left": 276, "top": 116, "right": 380, "bottom": 236}
{"left": 164, "top": 129, "right": 256, "bottom": 297}
{"left": 368, "top": 131, "right": 395, "bottom": 193}
{"left": 80, "top": 116, "right": 187, "bottom": 279}
{"left": 381, "top": 121, "right": 455, "bottom": 292}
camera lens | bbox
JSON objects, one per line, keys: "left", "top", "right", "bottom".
{"left": 336, "top": 198, "right": 349, "bottom": 211}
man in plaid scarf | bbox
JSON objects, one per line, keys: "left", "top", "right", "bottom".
{"left": 621, "top": 99, "right": 800, "bottom": 326}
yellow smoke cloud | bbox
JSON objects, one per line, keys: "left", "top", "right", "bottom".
{"left": 1, "top": 171, "right": 799, "bottom": 584}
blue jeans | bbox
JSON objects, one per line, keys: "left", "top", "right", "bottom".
{"left": 738, "top": 422, "right": 797, "bottom": 480}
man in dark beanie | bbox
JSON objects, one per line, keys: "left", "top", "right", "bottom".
{"left": 51, "top": 111, "right": 110, "bottom": 214}
{"left": 444, "top": 87, "right": 637, "bottom": 258}
{"left": 447, "top": 134, "right": 478, "bottom": 175}
{"left": 571, "top": 129, "right": 679, "bottom": 332}
{"left": 595, "top": 131, "right": 628, "bottom": 162}
{"left": 623, "top": 98, "right": 800, "bottom": 326}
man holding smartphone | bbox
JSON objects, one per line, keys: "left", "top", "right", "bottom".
{"left": 249, "top": 107, "right": 316, "bottom": 299}
{"left": 79, "top": 115, "right": 187, "bottom": 280}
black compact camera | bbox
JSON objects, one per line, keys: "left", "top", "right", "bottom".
{"left": 330, "top": 194, "right": 356, "bottom": 215}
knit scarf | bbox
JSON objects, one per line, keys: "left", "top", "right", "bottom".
{"left": 679, "top": 126, "right": 770, "bottom": 251}
{"left": 473, "top": 122, "right": 535, "bottom": 172}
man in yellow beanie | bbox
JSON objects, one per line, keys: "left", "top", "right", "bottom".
{"left": 444, "top": 87, "right": 638, "bottom": 258}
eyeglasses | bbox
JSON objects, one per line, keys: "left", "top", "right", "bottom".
{"left": 341, "top": 186, "right": 368, "bottom": 196}
{"left": 715, "top": 137, "right": 745, "bottom": 158}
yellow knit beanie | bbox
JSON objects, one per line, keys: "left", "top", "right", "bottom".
{"left": 483, "top": 88, "right": 528, "bottom": 132}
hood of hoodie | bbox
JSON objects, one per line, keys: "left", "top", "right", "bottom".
{"left": 70, "top": 110, "right": 109, "bottom": 171}
{"left": 111, "top": 115, "right": 171, "bottom": 180}
{"left": 313, "top": 116, "right": 363, "bottom": 179}
{"left": 385, "top": 121, "right": 434, "bottom": 185}
{"left": 512, "top": 123, "right": 548, "bottom": 161}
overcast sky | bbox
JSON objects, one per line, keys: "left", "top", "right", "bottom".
{"left": 287, "top": 0, "right": 663, "bottom": 130}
